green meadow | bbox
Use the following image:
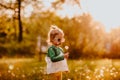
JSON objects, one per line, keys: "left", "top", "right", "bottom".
{"left": 0, "top": 58, "right": 120, "bottom": 80}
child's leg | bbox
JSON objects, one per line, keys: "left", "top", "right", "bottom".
{"left": 56, "top": 72, "right": 62, "bottom": 80}
{"left": 49, "top": 72, "right": 62, "bottom": 80}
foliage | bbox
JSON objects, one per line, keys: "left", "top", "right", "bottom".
{"left": 0, "top": 0, "right": 120, "bottom": 59}
{"left": 107, "top": 28, "right": 120, "bottom": 58}
{"left": 0, "top": 40, "right": 35, "bottom": 58}
{"left": 0, "top": 11, "right": 120, "bottom": 59}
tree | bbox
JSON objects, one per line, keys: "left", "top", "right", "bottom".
{"left": 0, "top": 0, "right": 23, "bottom": 42}
{"left": 18, "top": 0, "right": 22, "bottom": 42}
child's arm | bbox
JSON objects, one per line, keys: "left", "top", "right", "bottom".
{"left": 64, "top": 52, "right": 69, "bottom": 59}
{"left": 48, "top": 47, "right": 64, "bottom": 62}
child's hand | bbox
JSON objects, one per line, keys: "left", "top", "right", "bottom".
{"left": 64, "top": 52, "right": 69, "bottom": 59}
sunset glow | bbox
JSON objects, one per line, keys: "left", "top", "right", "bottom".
{"left": 24, "top": 4, "right": 33, "bottom": 18}
{"left": 81, "top": 0, "right": 120, "bottom": 32}
{"left": 55, "top": 0, "right": 120, "bottom": 32}
{"left": 56, "top": 2, "right": 82, "bottom": 18}
{"left": 4, "top": 0, "right": 120, "bottom": 32}
{"left": 4, "top": 0, "right": 16, "bottom": 3}
{"left": 1, "top": 0, "right": 120, "bottom": 80}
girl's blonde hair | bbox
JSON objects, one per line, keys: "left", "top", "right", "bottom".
{"left": 47, "top": 25, "right": 65, "bottom": 44}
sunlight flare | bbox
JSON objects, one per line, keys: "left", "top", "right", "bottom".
{"left": 24, "top": 4, "right": 33, "bottom": 18}
{"left": 9, "top": 64, "right": 14, "bottom": 70}
{"left": 4, "top": 0, "right": 16, "bottom": 3}
{"left": 56, "top": 2, "right": 82, "bottom": 18}
{"left": 81, "top": 0, "right": 120, "bottom": 32}
{"left": 56, "top": 0, "right": 120, "bottom": 32}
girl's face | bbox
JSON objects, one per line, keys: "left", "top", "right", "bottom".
{"left": 52, "top": 34, "right": 64, "bottom": 46}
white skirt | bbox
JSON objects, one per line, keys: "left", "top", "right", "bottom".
{"left": 45, "top": 56, "right": 69, "bottom": 74}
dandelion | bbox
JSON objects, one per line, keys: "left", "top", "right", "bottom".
{"left": 40, "top": 67, "right": 43, "bottom": 69}
{"left": 97, "top": 75, "right": 101, "bottom": 78}
{"left": 9, "top": 64, "right": 14, "bottom": 70}
{"left": 110, "top": 70, "right": 113, "bottom": 73}
{"left": 115, "top": 71, "right": 118, "bottom": 74}
{"left": 8, "top": 70, "right": 11, "bottom": 73}
{"left": 91, "top": 61, "right": 95, "bottom": 65}
{"left": 114, "top": 75, "right": 117, "bottom": 78}
{"left": 106, "top": 68, "right": 109, "bottom": 72}
{"left": 94, "top": 68, "right": 99, "bottom": 73}
{"left": 65, "top": 46, "right": 69, "bottom": 50}
{"left": 110, "top": 72, "right": 114, "bottom": 76}
{"left": 75, "top": 69, "right": 78, "bottom": 72}
{"left": 111, "top": 67, "right": 116, "bottom": 72}
{"left": 11, "top": 72, "right": 15, "bottom": 77}
{"left": 100, "top": 69, "right": 104, "bottom": 77}
{"left": 86, "top": 69, "right": 91, "bottom": 73}
{"left": 43, "top": 69, "right": 47, "bottom": 74}
{"left": 86, "top": 76, "right": 91, "bottom": 80}
{"left": 22, "top": 74, "right": 25, "bottom": 78}
{"left": 94, "top": 69, "right": 99, "bottom": 76}
{"left": 95, "top": 75, "right": 98, "bottom": 79}
{"left": 82, "top": 73, "right": 85, "bottom": 76}
{"left": 101, "top": 66, "right": 106, "bottom": 70}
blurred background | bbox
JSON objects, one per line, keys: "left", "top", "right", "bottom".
{"left": 0, "top": 0, "right": 120, "bottom": 59}
{"left": 0, "top": 0, "right": 120, "bottom": 79}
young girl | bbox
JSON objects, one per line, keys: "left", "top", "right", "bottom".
{"left": 45, "top": 25, "right": 69, "bottom": 80}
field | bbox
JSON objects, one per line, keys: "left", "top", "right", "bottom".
{"left": 0, "top": 58, "right": 120, "bottom": 80}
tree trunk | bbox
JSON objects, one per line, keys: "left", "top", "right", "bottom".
{"left": 18, "top": 0, "right": 22, "bottom": 42}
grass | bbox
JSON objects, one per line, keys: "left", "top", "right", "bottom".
{"left": 0, "top": 58, "right": 120, "bottom": 80}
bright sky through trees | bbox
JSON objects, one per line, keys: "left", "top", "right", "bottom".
{"left": 81, "top": 0, "right": 120, "bottom": 32}
{"left": 24, "top": 4, "right": 33, "bottom": 18}
{"left": 4, "top": 0, "right": 120, "bottom": 32}
{"left": 42, "top": 0, "right": 120, "bottom": 32}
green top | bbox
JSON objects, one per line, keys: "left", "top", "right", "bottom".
{"left": 47, "top": 45, "right": 64, "bottom": 62}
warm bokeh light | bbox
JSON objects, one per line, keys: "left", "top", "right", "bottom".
{"left": 6, "top": 10, "right": 14, "bottom": 18}
{"left": 1, "top": 0, "right": 120, "bottom": 79}
{"left": 65, "top": 46, "right": 69, "bottom": 50}
{"left": 56, "top": 2, "right": 82, "bottom": 18}
{"left": 55, "top": 0, "right": 120, "bottom": 32}
{"left": 24, "top": 4, "right": 33, "bottom": 18}
{"left": 4, "top": 0, "right": 16, "bottom": 3}
{"left": 4, "top": 0, "right": 120, "bottom": 32}
{"left": 3, "top": 0, "right": 120, "bottom": 32}
{"left": 9, "top": 64, "right": 14, "bottom": 70}
{"left": 81, "top": 0, "right": 120, "bottom": 32}
{"left": 42, "top": 0, "right": 53, "bottom": 8}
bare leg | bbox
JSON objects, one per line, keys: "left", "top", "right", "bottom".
{"left": 56, "top": 72, "right": 62, "bottom": 80}
{"left": 49, "top": 72, "right": 62, "bottom": 80}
